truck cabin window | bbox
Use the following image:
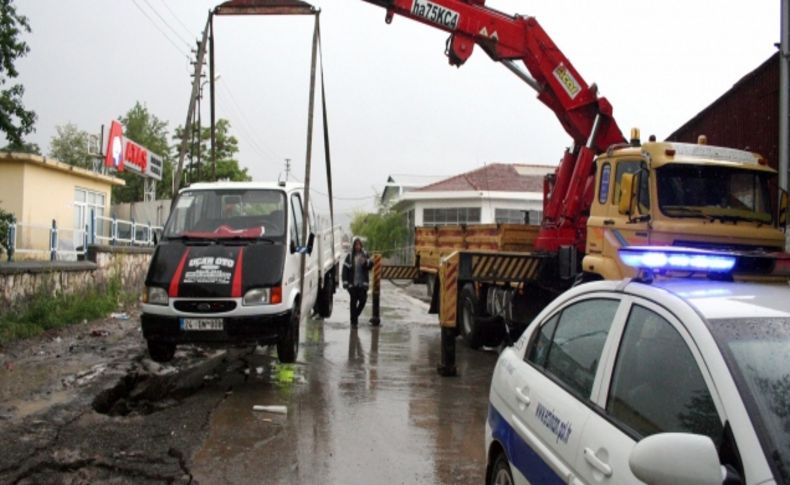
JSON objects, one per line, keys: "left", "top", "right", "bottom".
{"left": 165, "top": 189, "right": 287, "bottom": 240}
{"left": 657, "top": 165, "right": 773, "bottom": 224}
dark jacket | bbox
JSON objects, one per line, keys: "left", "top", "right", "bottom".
{"left": 342, "top": 247, "right": 373, "bottom": 289}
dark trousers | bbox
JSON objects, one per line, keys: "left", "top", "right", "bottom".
{"left": 348, "top": 286, "right": 368, "bottom": 324}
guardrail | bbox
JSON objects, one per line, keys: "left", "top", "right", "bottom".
{"left": 3, "top": 209, "right": 163, "bottom": 262}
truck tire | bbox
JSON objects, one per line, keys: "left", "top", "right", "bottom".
{"left": 277, "top": 302, "right": 300, "bottom": 363}
{"left": 147, "top": 340, "right": 176, "bottom": 363}
{"left": 315, "top": 272, "right": 334, "bottom": 318}
{"left": 459, "top": 285, "right": 483, "bottom": 349}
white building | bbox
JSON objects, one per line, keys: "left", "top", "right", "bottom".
{"left": 392, "top": 163, "right": 554, "bottom": 231}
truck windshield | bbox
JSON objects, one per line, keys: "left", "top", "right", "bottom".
{"left": 657, "top": 165, "right": 773, "bottom": 224}
{"left": 164, "top": 189, "right": 287, "bottom": 239}
{"left": 709, "top": 317, "right": 790, "bottom": 483}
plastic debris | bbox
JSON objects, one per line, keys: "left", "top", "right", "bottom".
{"left": 252, "top": 405, "right": 287, "bottom": 415}
{"left": 111, "top": 313, "right": 130, "bottom": 320}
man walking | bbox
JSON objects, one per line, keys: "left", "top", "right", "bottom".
{"left": 342, "top": 237, "right": 373, "bottom": 327}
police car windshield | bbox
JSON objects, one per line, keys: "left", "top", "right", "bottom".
{"left": 164, "top": 189, "right": 286, "bottom": 240}
{"left": 709, "top": 317, "right": 790, "bottom": 482}
{"left": 657, "top": 165, "right": 773, "bottom": 224}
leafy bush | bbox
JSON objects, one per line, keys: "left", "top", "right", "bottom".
{"left": 0, "top": 206, "right": 15, "bottom": 258}
{"left": 0, "top": 277, "right": 133, "bottom": 345}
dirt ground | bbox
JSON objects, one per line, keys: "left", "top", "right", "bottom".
{"left": 0, "top": 282, "right": 498, "bottom": 484}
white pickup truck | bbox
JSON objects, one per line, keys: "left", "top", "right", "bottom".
{"left": 140, "top": 181, "right": 343, "bottom": 363}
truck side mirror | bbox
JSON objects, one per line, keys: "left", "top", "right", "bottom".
{"left": 306, "top": 232, "right": 315, "bottom": 255}
{"left": 618, "top": 173, "right": 636, "bottom": 216}
{"left": 779, "top": 189, "right": 788, "bottom": 229}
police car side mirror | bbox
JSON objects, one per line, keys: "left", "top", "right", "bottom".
{"left": 629, "top": 433, "right": 724, "bottom": 485}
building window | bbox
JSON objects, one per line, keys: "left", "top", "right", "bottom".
{"left": 74, "top": 187, "right": 106, "bottom": 238}
{"left": 423, "top": 207, "right": 481, "bottom": 226}
{"left": 495, "top": 208, "right": 528, "bottom": 224}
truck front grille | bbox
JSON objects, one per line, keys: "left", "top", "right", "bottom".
{"left": 174, "top": 300, "right": 237, "bottom": 313}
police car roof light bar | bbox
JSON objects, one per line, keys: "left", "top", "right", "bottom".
{"left": 619, "top": 247, "right": 737, "bottom": 274}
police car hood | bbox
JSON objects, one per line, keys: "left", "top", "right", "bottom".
{"left": 145, "top": 241, "right": 286, "bottom": 298}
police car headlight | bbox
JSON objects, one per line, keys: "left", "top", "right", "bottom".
{"left": 145, "top": 286, "right": 169, "bottom": 306}
{"left": 243, "top": 287, "right": 282, "bottom": 306}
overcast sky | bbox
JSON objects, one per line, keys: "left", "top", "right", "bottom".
{"left": 8, "top": 0, "right": 781, "bottom": 219}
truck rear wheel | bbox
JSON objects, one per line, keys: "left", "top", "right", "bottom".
{"left": 459, "top": 285, "right": 483, "bottom": 349}
{"left": 147, "top": 340, "right": 176, "bottom": 363}
{"left": 277, "top": 302, "right": 300, "bottom": 363}
{"left": 315, "top": 272, "right": 334, "bottom": 318}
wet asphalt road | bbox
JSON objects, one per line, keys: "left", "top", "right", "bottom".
{"left": 0, "top": 282, "right": 498, "bottom": 484}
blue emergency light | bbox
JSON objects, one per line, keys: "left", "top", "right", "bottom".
{"left": 619, "top": 247, "right": 737, "bottom": 273}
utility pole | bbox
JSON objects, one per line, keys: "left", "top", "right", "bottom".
{"left": 173, "top": 19, "right": 210, "bottom": 198}
{"left": 780, "top": 0, "right": 789, "bottom": 191}
{"left": 210, "top": 11, "right": 217, "bottom": 181}
{"left": 284, "top": 158, "right": 291, "bottom": 180}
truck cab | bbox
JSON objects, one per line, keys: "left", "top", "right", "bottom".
{"left": 141, "top": 181, "right": 339, "bottom": 364}
{"left": 585, "top": 138, "right": 787, "bottom": 280}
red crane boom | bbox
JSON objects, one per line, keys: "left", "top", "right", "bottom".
{"left": 362, "top": 0, "right": 626, "bottom": 251}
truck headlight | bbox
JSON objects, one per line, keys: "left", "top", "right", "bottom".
{"left": 145, "top": 286, "right": 169, "bottom": 306}
{"left": 243, "top": 287, "right": 282, "bottom": 306}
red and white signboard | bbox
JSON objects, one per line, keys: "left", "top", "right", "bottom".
{"left": 103, "top": 120, "right": 163, "bottom": 181}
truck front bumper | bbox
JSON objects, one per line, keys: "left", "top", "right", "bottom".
{"left": 141, "top": 311, "right": 291, "bottom": 345}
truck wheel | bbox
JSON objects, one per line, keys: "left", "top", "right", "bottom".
{"left": 315, "top": 273, "right": 334, "bottom": 318}
{"left": 277, "top": 302, "right": 300, "bottom": 363}
{"left": 147, "top": 340, "right": 176, "bottom": 363}
{"left": 459, "top": 285, "right": 483, "bottom": 349}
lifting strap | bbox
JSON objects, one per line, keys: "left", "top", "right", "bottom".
{"left": 299, "top": 10, "right": 335, "bottom": 304}
{"left": 317, "top": 20, "right": 336, "bottom": 261}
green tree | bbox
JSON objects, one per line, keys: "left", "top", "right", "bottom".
{"left": 112, "top": 102, "right": 173, "bottom": 203}
{"left": 49, "top": 123, "right": 93, "bottom": 168}
{"left": 1, "top": 139, "right": 39, "bottom": 154}
{"left": 350, "top": 208, "right": 409, "bottom": 258}
{"left": 0, "top": 0, "right": 36, "bottom": 146}
{"left": 173, "top": 118, "right": 249, "bottom": 185}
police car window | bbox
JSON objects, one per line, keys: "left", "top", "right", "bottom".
{"left": 607, "top": 305, "right": 723, "bottom": 443}
{"left": 527, "top": 314, "right": 559, "bottom": 367}
{"left": 528, "top": 299, "right": 619, "bottom": 399}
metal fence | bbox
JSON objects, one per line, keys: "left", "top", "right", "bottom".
{"left": 2, "top": 209, "right": 163, "bottom": 262}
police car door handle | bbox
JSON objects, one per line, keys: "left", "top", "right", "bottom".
{"left": 603, "top": 219, "right": 615, "bottom": 226}
{"left": 515, "top": 387, "right": 531, "bottom": 407}
{"left": 583, "top": 447, "right": 613, "bottom": 477}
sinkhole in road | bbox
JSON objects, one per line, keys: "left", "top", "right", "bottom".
{"left": 91, "top": 349, "right": 239, "bottom": 417}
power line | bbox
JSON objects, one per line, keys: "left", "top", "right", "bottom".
{"left": 216, "top": 81, "right": 278, "bottom": 161}
{"left": 140, "top": 0, "right": 192, "bottom": 49}
{"left": 157, "top": 0, "right": 194, "bottom": 39}
{"left": 130, "top": 0, "right": 189, "bottom": 58}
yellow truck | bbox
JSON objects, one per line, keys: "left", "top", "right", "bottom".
{"left": 410, "top": 134, "right": 788, "bottom": 375}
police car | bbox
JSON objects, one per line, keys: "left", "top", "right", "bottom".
{"left": 486, "top": 247, "right": 790, "bottom": 485}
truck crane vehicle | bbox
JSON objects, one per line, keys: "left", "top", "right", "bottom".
{"left": 360, "top": 0, "right": 790, "bottom": 375}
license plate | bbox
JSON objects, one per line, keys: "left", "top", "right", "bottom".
{"left": 180, "top": 318, "right": 223, "bottom": 331}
